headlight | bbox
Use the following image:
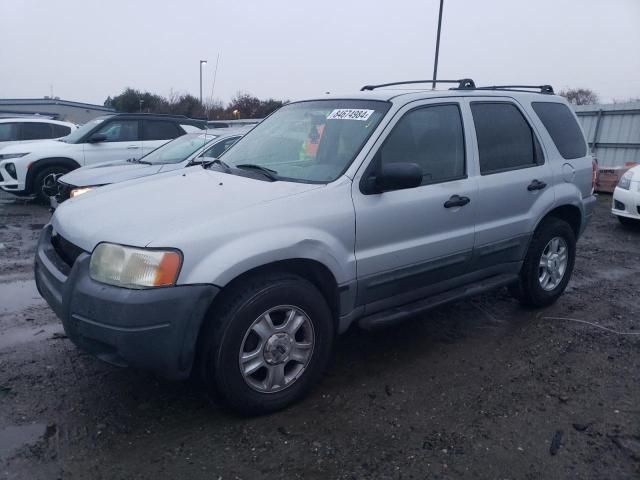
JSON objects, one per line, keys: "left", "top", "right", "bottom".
{"left": 618, "top": 171, "right": 633, "bottom": 190}
{"left": 5, "top": 163, "right": 17, "bottom": 179}
{"left": 0, "top": 153, "right": 29, "bottom": 160}
{"left": 70, "top": 187, "right": 93, "bottom": 198}
{"left": 90, "top": 243, "right": 182, "bottom": 288}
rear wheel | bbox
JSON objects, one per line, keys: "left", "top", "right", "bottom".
{"left": 509, "top": 217, "right": 576, "bottom": 307}
{"left": 32, "top": 166, "right": 70, "bottom": 204}
{"left": 200, "top": 273, "right": 334, "bottom": 415}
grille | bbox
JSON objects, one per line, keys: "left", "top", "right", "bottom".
{"left": 51, "top": 232, "right": 84, "bottom": 268}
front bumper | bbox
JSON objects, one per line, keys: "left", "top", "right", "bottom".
{"left": 34, "top": 225, "right": 219, "bottom": 380}
{"left": 612, "top": 186, "right": 640, "bottom": 220}
{"left": 0, "top": 160, "right": 21, "bottom": 191}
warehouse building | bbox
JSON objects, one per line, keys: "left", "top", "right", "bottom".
{"left": 0, "top": 98, "right": 115, "bottom": 124}
{"left": 575, "top": 101, "right": 640, "bottom": 167}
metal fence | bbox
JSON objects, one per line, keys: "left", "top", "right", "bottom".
{"left": 574, "top": 101, "right": 640, "bottom": 167}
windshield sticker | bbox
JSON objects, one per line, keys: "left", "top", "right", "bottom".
{"left": 327, "top": 109, "right": 374, "bottom": 121}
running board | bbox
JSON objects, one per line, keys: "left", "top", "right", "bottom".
{"left": 358, "top": 273, "right": 517, "bottom": 331}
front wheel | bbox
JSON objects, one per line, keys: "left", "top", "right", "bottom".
{"left": 200, "top": 273, "right": 334, "bottom": 415}
{"left": 32, "top": 166, "right": 70, "bottom": 204}
{"left": 509, "top": 217, "right": 576, "bottom": 307}
{"left": 617, "top": 215, "right": 640, "bottom": 228}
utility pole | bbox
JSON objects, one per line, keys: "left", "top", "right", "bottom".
{"left": 199, "top": 60, "right": 207, "bottom": 104}
{"left": 432, "top": 0, "right": 444, "bottom": 89}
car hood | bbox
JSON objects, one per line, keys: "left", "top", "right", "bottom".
{"left": 52, "top": 167, "right": 323, "bottom": 251}
{"left": 0, "top": 139, "right": 71, "bottom": 154}
{"left": 60, "top": 161, "right": 164, "bottom": 187}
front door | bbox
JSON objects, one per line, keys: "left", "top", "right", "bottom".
{"left": 82, "top": 119, "right": 141, "bottom": 166}
{"left": 352, "top": 101, "right": 478, "bottom": 313}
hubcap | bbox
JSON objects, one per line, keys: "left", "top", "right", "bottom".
{"left": 538, "top": 236, "right": 568, "bottom": 291}
{"left": 239, "top": 305, "right": 314, "bottom": 393}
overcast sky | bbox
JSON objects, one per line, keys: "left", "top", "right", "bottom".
{"left": 1, "top": 0, "right": 639, "bottom": 106}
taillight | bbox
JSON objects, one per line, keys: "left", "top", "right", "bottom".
{"left": 591, "top": 159, "right": 598, "bottom": 194}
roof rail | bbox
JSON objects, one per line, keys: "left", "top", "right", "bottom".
{"left": 360, "top": 78, "right": 476, "bottom": 91}
{"left": 466, "top": 84, "right": 555, "bottom": 94}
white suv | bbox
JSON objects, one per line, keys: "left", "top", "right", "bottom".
{"left": 0, "top": 117, "right": 77, "bottom": 148}
{"left": 0, "top": 113, "right": 204, "bottom": 201}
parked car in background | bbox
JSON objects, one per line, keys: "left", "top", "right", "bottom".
{"left": 611, "top": 164, "right": 640, "bottom": 226}
{"left": 52, "top": 128, "right": 248, "bottom": 207}
{"left": 0, "top": 113, "right": 205, "bottom": 201}
{"left": 207, "top": 119, "right": 262, "bottom": 129}
{"left": 35, "top": 80, "right": 596, "bottom": 414}
{"left": 0, "top": 117, "right": 77, "bottom": 148}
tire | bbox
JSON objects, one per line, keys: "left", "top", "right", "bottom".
{"left": 32, "top": 166, "right": 70, "bottom": 204}
{"left": 200, "top": 272, "right": 334, "bottom": 415}
{"left": 617, "top": 215, "right": 639, "bottom": 228}
{"left": 509, "top": 217, "right": 576, "bottom": 308}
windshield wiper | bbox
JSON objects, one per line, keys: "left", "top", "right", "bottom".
{"left": 202, "top": 158, "right": 231, "bottom": 171}
{"left": 126, "top": 158, "right": 152, "bottom": 165}
{"left": 235, "top": 164, "right": 278, "bottom": 181}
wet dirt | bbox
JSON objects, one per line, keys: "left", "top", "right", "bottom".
{"left": 0, "top": 195, "right": 639, "bottom": 479}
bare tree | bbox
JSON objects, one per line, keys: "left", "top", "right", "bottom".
{"left": 559, "top": 88, "right": 599, "bottom": 105}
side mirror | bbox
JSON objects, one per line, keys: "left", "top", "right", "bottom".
{"left": 88, "top": 133, "right": 107, "bottom": 143}
{"left": 365, "top": 162, "right": 423, "bottom": 193}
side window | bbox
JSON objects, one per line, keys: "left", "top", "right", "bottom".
{"left": 471, "top": 102, "right": 543, "bottom": 175}
{"left": 21, "top": 122, "right": 54, "bottom": 140}
{"left": 532, "top": 102, "right": 586, "bottom": 159}
{"left": 51, "top": 124, "right": 72, "bottom": 137}
{"left": 379, "top": 104, "right": 465, "bottom": 185}
{"left": 203, "top": 137, "right": 240, "bottom": 158}
{"left": 143, "top": 120, "right": 182, "bottom": 140}
{"left": 0, "top": 123, "right": 19, "bottom": 141}
{"left": 94, "top": 120, "right": 139, "bottom": 142}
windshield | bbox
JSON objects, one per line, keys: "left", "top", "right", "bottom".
{"left": 220, "top": 100, "right": 390, "bottom": 183}
{"left": 61, "top": 116, "right": 110, "bottom": 143}
{"left": 142, "top": 132, "right": 218, "bottom": 164}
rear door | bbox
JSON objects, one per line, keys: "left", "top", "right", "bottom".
{"left": 82, "top": 119, "right": 141, "bottom": 165}
{"left": 352, "top": 100, "right": 478, "bottom": 313}
{"left": 142, "top": 120, "right": 183, "bottom": 155}
{"left": 465, "top": 98, "right": 554, "bottom": 272}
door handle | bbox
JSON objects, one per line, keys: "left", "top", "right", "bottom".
{"left": 444, "top": 195, "right": 470, "bottom": 208}
{"left": 527, "top": 179, "right": 547, "bottom": 191}
{"left": 127, "top": 145, "right": 140, "bottom": 149}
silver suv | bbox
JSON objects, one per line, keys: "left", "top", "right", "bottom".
{"left": 35, "top": 79, "right": 596, "bottom": 414}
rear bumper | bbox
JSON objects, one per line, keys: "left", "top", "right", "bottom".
{"left": 580, "top": 194, "right": 597, "bottom": 235}
{"left": 34, "top": 225, "right": 219, "bottom": 380}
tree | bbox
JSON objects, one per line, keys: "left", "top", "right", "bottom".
{"left": 559, "top": 88, "right": 599, "bottom": 106}
{"left": 227, "top": 92, "right": 287, "bottom": 119}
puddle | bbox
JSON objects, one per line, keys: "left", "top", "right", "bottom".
{"left": 0, "top": 279, "right": 45, "bottom": 315}
{"left": 0, "top": 423, "right": 47, "bottom": 460}
{"left": 0, "top": 323, "right": 63, "bottom": 350}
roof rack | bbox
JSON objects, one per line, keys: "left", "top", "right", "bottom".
{"left": 360, "top": 78, "right": 476, "bottom": 91}
{"left": 461, "top": 84, "right": 555, "bottom": 94}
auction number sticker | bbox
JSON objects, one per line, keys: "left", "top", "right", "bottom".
{"left": 327, "top": 109, "right": 374, "bottom": 121}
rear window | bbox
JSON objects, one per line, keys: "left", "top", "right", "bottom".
{"left": 21, "top": 122, "right": 53, "bottom": 140}
{"left": 143, "top": 120, "right": 182, "bottom": 140}
{"left": 532, "top": 102, "right": 587, "bottom": 159}
{"left": 471, "top": 102, "right": 543, "bottom": 175}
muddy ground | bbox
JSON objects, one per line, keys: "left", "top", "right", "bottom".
{"left": 0, "top": 194, "right": 639, "bottom": 480}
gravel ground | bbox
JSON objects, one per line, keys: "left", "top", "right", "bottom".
{"left": 0, "top": 194, "right": 639, "bottom": 480}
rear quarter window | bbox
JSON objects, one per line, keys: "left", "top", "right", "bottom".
{"left": 532, "top": 102, "right": 587, "bottom": 159}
